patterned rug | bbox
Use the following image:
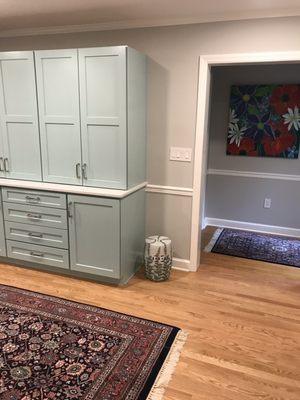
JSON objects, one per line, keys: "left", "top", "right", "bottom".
{"left": 0, "top": 284, "right": 186, "bottom": 400}
{"left": 205, "top": 228, "right": 300, "bottom": 268}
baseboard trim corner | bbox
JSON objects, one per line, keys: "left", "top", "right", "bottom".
{"left": 205, "top": 217, "right": 300, "bottom": 238}
{"left": 172, "top": 257, "right": 191, "bottom": 271}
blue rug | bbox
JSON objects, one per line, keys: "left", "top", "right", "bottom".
{"left": 206, "top": 228, "right": 300, "bottom": 268}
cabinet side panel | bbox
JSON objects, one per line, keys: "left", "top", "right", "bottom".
{"left": 120, "top": 188, "right": 145, "bottom": 283}
{"left": 0, "top": 191, "right": 6, "bottom": 256}
{"left": 127, "top": 48, "right": 147, "bottom": 188}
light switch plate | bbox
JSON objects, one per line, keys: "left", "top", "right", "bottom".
{"left": 169, "top": 147, "right": 192, "bottom": 162}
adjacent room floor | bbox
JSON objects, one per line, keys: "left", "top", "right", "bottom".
{"left": 0, "top": 226, "right": 299, "bottom": 400}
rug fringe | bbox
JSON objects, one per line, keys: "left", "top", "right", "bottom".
{"left": 146, "top": 330, "right": 188, "bottom": 400}
{"left": 204, "top": 228, "right": 223, "bottom": 253}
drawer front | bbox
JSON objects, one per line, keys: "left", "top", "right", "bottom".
{"left": 2, "top": 188, "right": 66, "bottom": 209}
{"left": 5, "top": 222, "right": 68, "bottom": 249}
{"left": 6, "top": 240, "right": 69, "bottom": 270}
{"left": 3, "top": 203, "right": 67, "bottom": 229}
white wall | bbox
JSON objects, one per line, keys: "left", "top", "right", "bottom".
{"left": 1, "top": 17, "right": 300, "bottom": 259}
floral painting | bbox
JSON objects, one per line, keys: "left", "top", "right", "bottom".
{"left": 226, "top": 84, "right": 300, "bottom": 158}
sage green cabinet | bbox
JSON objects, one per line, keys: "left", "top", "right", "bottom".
{"left": 78, "top": 46, "right": 127, "bottom": 189}
{"left": 0, "top": 46, "right": 146, "bottom": 191}
{"left": 35, "top": 49, "right": 82, "bottom": 185}
{"left": 68, "top": 189, "right": 145, "bottom": 283}
{"left": 0, "top": 193, "right": 6, "bottom": 256}
{"left": 0, "top": 52, "right": 41, "bottom": 181}
{"left": 68, "top": 195, "right": 121, "bottom": 279}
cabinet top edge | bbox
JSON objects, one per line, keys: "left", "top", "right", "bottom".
{"left": 0, "top": 45, "right": 145, "bottom": 56}
{"left": 0, "top": 179, "right": 147, "bottom": 199}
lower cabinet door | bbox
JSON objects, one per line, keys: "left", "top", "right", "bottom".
{"left": 0, "top": 195, "right": 6, "bottom": 256}
{"left": 68, "top": 195, "right": 120, "bottom": 279}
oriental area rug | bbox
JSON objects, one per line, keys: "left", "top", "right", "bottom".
{"left": 0, "top": 284, "right": 187, "bottom": 400}
{"left": 205, "top": 228, "right": 300, "bottom": 268}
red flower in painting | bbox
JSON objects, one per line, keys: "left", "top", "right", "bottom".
{"left": 270, "top": 120, "right": 289, "bottom": 136}
{"left": 227, "top": 137, "right": 257, "bottom": 156}
{"left": 270, "top": 85, "right": 300, "bottom": 115}
{"left": 262, "top": 133, "right": 296, "bottom": 156}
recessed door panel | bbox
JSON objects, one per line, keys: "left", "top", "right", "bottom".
{"left": 43, "top": 123, "right": 82, "bottom": 182}
{"left": 5, "top": 122, "right": 41, "bottom": 179}
{"left": 84, "top": 125, "right": 124, "bottom": 187}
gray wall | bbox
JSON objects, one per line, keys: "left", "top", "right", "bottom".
{"left": 2, "top": 17, "right": 300, "bottom": 258}
{"left": 206, "top": 64, "right": 300, "bottom": 229}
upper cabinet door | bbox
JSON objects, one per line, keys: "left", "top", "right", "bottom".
{"left": 0, "top": 51, "right": 42, "bottom": 181}
{"left": 35, "top": 49, "right": 82, "bottom": 185}
{"left": 78, "top": 47, "right": 127, "bottom": 189}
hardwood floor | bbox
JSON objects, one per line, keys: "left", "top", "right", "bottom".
{"left": 0, "top": 226, "right": 299, "bottom": 399}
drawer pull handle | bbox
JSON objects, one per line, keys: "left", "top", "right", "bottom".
{"left": 4, "top": 158, "right": 9, "bottom": 172}
{"left": 82, "top": 163, "right": 87, "bottom": 180}
{"left": 68, "top": 201, "right": 73, "bottom": 218}
{"left": 28, "top": 232, "right": 43, "bottom": 238}
{"left": 27, "top": 213, "right": 42, "bottom": 219}
{"left": 0, "top": 157, "right": 4, "bottom": 172}
{"left": 25, "top": 195, "right": 41, "bottom": 203}
{"left": 30, "top": 251, "right": 44, "bottom": 257}
{"left": 76, "top": 163, "right": 81, "bottom": 179}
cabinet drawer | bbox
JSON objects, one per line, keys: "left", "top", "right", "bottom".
{"left": 3, "top": 203, "right": 67, "bottom": 229}
{"left": 5, "top": 222, "right": 68, "bottom": 249}
{"left": 2, "top": 188, "right": 66, "bottom": 209}
{"left": 6, "top": 240, "right": 69, "bottom": 270}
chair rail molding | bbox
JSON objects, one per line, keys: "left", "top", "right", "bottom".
{"left": 146, "top": 184, "right": 193, "bottom": 197}
{"left": 207, "top": 169, "right": 300, "bottom": 181}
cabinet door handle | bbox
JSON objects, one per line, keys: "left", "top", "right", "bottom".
{"left": 68, "top": 201, "right": 73, "bottom": 218}
{"left": 28, "top": 232, "right": 43, "bottom": 238}
{"left": 30, "top": 251, "right": 44, "bottom": 257}
{"left": 76, "top": 163, "right": 81, "bottom": 179}
{"left": 4, "top": 158, "right": 9, "bottom": 172}
{"left": 82, "top": 163, "right": 87, "bottom": 180}
{"left": 0, "top": 157, "right": 3, "bottom": 172}
{"left": 25, "top": 195, "right": 41, "bottom": 203}
{"left": 27, "top": 213, "right": 42, "bottom": 220}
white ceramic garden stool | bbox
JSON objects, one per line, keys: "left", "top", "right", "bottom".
{"left": 144, "top": 236, "right": 173, "bottom": 282}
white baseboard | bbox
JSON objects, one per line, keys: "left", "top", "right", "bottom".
{"left": 172, "top": 257, "right": 191, "bottom": 271}
{"left": 205, "top": 217, "right": 300, "bottom": 238}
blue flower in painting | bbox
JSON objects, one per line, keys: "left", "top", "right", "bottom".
{"left": 287, "top": 146, "right": 298, "bottom": 158}
{"left": 231, "top": 85, "right": 258, "bottom": 116}
{"left": 245, "top": 113, "right": 275, "bottom": 142}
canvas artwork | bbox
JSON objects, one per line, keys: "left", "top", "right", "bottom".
{"left": 226, "top": 84, "right": 300, "bottom": 158}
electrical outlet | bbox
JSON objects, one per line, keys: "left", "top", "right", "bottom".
{"left": 169, "top": 147, "right": 192, "bottom": 162}
{"left": 264, "top": 198, "right": 272, "bottom": 209}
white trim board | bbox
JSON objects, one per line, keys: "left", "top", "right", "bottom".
{"left": 146, "top": 184, "right": 193, "bottom": 197}
{"left": 1, "top": 12, "right": 300, "bottom": 38}
{"left": 172, "top": 257, "right": 191, "bottom": 272}
{"left": 205, "top": 217, "right": 300, "bottom": 238}
{"left": 207, "top": 169, "right": 300, "bottom": 181}
{"left": 192, "top": 50, "right": 300, "bottom": 272}
{"left": 0, "top": 179, "right": 147, "bottom": 199}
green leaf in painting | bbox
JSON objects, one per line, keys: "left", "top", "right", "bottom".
{"left": 255, "top": 85, "right": 272, "bottom": 97}
{"left": 248, "top": 105, "right": 258, "bottom": 115}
